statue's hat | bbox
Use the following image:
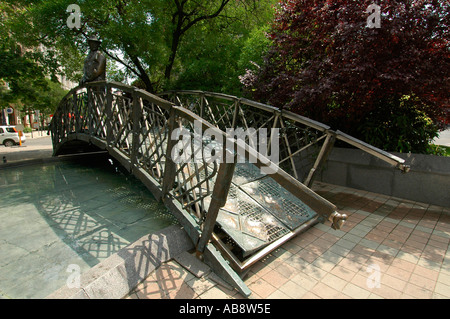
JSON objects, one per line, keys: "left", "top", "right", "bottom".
{"left": 87, "top": 36, "right": 101, "bottom": 43}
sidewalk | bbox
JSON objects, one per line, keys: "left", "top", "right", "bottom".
{"left": 22, "top": 130, "right": 50, "bottom": 139}
{"left": 127, "top": 182, "right": 450, "bottom": 299}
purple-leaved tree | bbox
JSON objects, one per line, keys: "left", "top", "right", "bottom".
{"left": 242, "top": 0, "right": 449, "bottom": 153}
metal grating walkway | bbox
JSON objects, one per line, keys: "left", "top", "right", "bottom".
{"left": 211, "top": 162, "right": 318, "bottom": 257}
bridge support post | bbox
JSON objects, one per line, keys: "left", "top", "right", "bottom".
{"left": 106, "top": 84, "right": 113, "bottom": 146}
{"left": 196, "top": 156, "right": 236, "bottom": 254}
{"left": 231, "top": 98, "right": 240, "bottom": 129}
{"left": 131, "top": 89, "right": 142, "bottom": 168}
{"left": 161, "top": 108, "right": 177, "bottom": 199}
{"left": 199, "top": 92, "right": 205, "bottom": 118}
{"left": 87, "top": 86, "right": 94, "bottom": 137}
{"left": 304, "top": 131, "right": 336, "bottom": 188}
{"left": 73, "top": 91, "right": 79, "bottom": 134}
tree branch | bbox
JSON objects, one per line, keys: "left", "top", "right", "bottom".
{"left": 103, "top": 49, "right": 140, "bottom": 78}
{"left": 165, "top": 0, "right": 232, "bottom": 80}
{"left": 181, "top": 0, "right": 231, "bottom": 34}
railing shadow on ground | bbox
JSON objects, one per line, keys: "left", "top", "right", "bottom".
{"left": 29, "top": 154, "right": 177, "bottom": 263}
{"left": 0, "top": 153, "right": 178, "bottom": 298}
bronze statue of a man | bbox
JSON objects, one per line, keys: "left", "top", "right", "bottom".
{"left": 80, "top": 36, "right": 106, "bottom": 85}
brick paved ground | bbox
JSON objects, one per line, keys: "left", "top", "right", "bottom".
{"left": 127, "top": 181, "right": 450, "bottom": 299}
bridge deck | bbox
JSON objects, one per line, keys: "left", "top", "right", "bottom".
{"left": 135, "top": 128, "right": 320, "bottom": 260}
{"left": 148, "top": 129, "right": 320, "bottom": 259}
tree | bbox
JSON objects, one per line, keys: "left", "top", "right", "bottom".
{"left": 1, "top": 5, "right": 48, "bottom": 111}
{"left": 1, "top": 2, "right": 69, "bottom": 125}
{"left": 33, "top": 79, "right": 68, "bottom": 118}
{"left": 0, "top": 37, "right": 48, "bottom": 106}
{"left": 6, "top": 0, "right": 275, "bottom": 94}
{"left": 242, "top": 0, "right": 450, "bottom": 153}
{"left": 168, "top": 2, "right": 276, "bottom": 95}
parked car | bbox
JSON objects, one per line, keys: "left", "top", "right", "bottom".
{"left": 0, "top": 126, "right": 26, "bottom": 147}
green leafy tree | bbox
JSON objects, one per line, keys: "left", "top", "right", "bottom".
{"left": 4, "top": 0, "right": 276, "bottom": 94}
{"left": 0, "top": 39, "right": 48, "bottom": 106}
{"left": 33, "top": 79, "right": 68, "bottom": 117}
{"left": 168, "top": 3, "right": 275, "bottom": 95}
{"left": 1, "top": 4, "right": 47, "bottom": 105}
{"left": 1, "top": 2, "right": 68, "bottom": 125}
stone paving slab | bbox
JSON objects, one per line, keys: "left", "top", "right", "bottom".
{"left": 47, "top": 225, "right": 194, "bottom": 299}
{"left": 127, "top": 181, "right": 450, "bottom": 299}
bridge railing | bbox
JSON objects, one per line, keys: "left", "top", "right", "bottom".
{"left": 161, "top": 90, "right": 410, "bottom": 188}
{"left": 51, "top": 82, "right": 410, "bottom": 295}
{"left": 51, "top": 82, "right": 345, "bottom": 277}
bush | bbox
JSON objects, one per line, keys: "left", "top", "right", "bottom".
{"left": 427, "top": 144, "right": 450, "bottom": 157}
{"left": 358, "top": 95, "right": 440, "bottom": 154}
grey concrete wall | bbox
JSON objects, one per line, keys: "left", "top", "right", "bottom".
{"left": 311, "top": 148, "right": 450, "bottom": 208}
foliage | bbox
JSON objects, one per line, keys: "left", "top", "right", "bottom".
{"left": 359, "top": 95, "right": 441, "bottom": 153}
{"left": 32, "top": 79, "right": 68, "bottom": 116}
{"left": 242, "top": 0, "right": 450, "bottom": 153}
{"left": 0, "top": 3, "right": 67, "bottom": 117}
{"left": 4, "top": 0, "right": 276, "bottom": 94}
{"left": 168, "top": 6, "right": 275, "bottom": 96}
{"left": 428, "top": 144, "right": 450, "bottom": 157}
{"left": 0, "top": 33, "right": 48, "bottom": 106}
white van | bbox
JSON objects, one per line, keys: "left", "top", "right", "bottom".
{"left": 0, "top": 126, "right": 26, "bottom": 147}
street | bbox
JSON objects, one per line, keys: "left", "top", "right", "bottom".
{"left": 0, "top": 132, "right": 53, "bottom": 164}
{"left": 435, "top": 128, "right": 450, "bottom": 147}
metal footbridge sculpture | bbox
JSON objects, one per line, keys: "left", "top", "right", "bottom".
{"left": 50, "top": 81, "right": 409, "bottom": 297}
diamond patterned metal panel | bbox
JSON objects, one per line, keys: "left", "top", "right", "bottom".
{"left": 211, "top": 162, "right": 318, "bottom": 256}
{"left": 239, "top": 176, "right": 317, "bottom": 231}
{"left": 232, "top": 163, "right": 266, "bottom": 186}
{"left": 216, "top": 183, "right": 291, "bottom": 256}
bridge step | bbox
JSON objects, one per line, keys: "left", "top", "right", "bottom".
{"left": 206, "top": 162, "right": 318, "bottom": 258}
{"left": 46, "top": 225, "right": 195, "bottom": 299}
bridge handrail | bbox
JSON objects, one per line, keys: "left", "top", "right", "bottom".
{"left": 54, "top": 86, "right": 407, "bottom": 173}
{"left": 50, "top": 81, "right": 341, "bottom": 247}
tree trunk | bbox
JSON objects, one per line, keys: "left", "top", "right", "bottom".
{"left": 128, "top": 53, "right": 155, "bottom": 93}
{"left": 140, "top": 71, "right": 155, "bottom": 93}
{"left": 165, "top": 31, "right": 181, "bottom": 81}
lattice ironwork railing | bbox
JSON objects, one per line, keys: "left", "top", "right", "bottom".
{"left": 50, "top": 82, "right": 407, "bottom": 281}
{"left": 160, "top": 91, "right": 331, "bottom": 187}
{"left": 134, "top": 96, "right": 171, "bottom": 185}
{"left": 161, "top": 91, "right": 410, "bottom": 187}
